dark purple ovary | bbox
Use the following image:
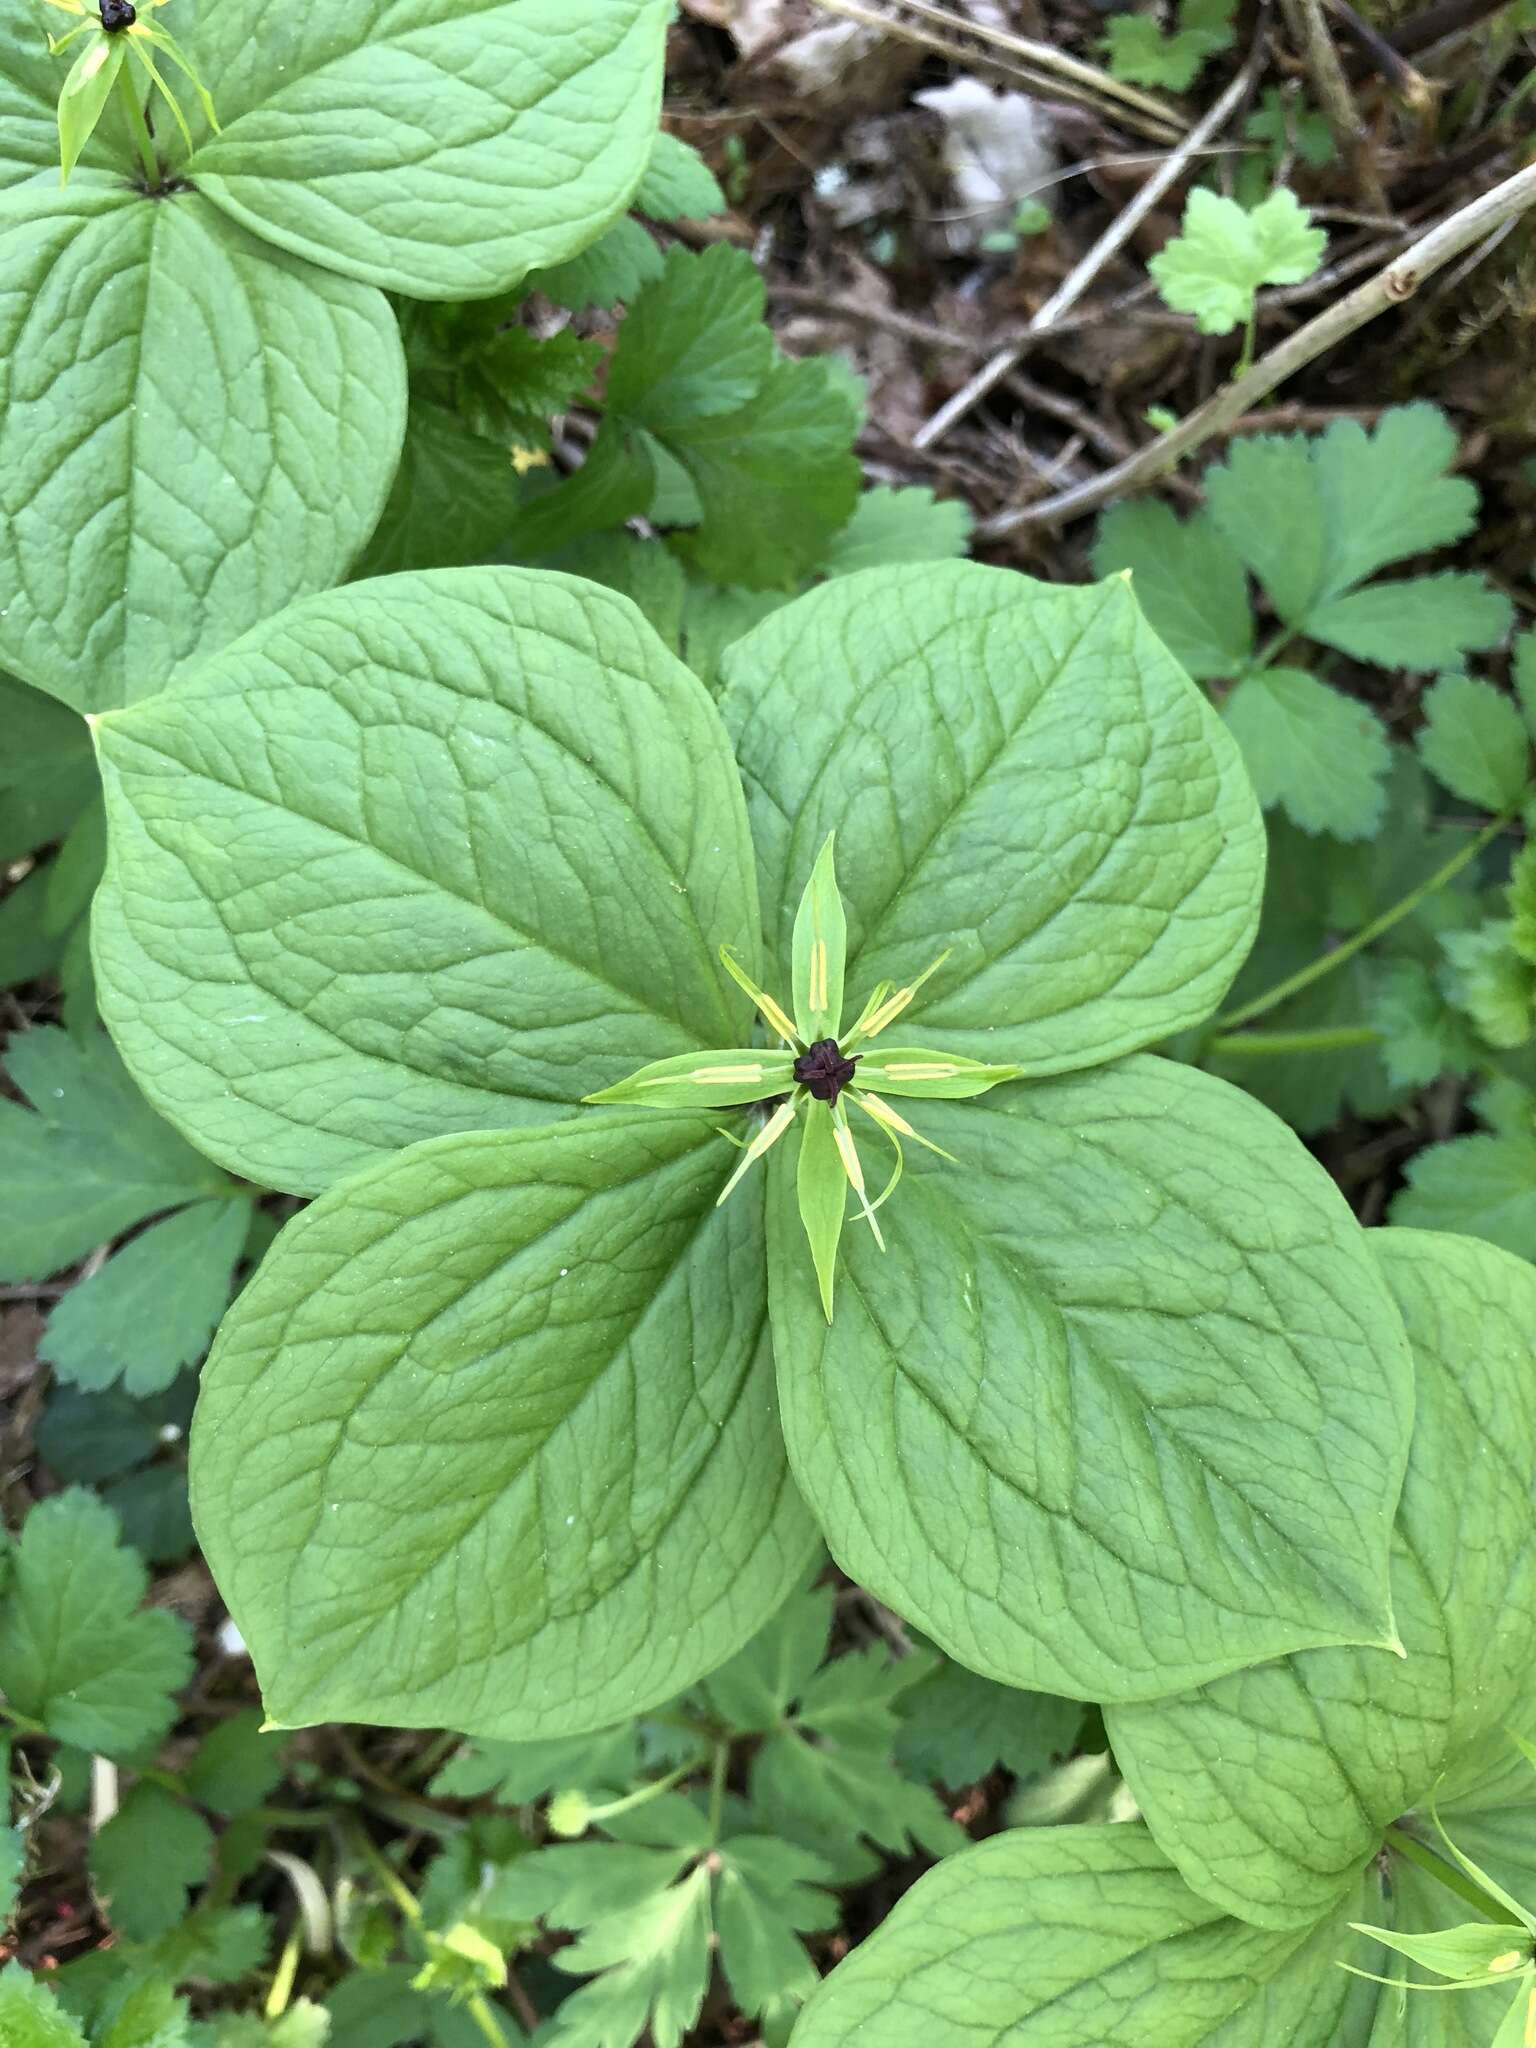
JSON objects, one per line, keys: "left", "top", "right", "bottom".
{"left": 794, "top": 1038, "right": 859, "bottom": 1106}
{"left": 100, "top": 0, "right": 137, "bottom": 29}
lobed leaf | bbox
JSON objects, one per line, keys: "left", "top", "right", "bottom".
{"left": 1222, "top": 666, "right": 1390, "bottom": 840}
{"left": 1090, "top": 500, "right": 1253, "bottom": 680}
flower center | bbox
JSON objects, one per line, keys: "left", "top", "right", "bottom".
{"left": 100, "top": 0, "right": 137, "bottom": 28}
{"left": 794, "top": 1037, "right": 859, "bottom": 1106}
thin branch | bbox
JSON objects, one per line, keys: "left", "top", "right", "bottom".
{"left": 976, "top": 158, "right": 1536, "bottom": 535}
{"left": 1279, "top": 0, "right": 1391, "bottom": 212}
{"left": 913, "top": 41, "right": 1268, "bottom": 450}
{"left": 808, "top": 0, "right": 1185, "bottom": 140}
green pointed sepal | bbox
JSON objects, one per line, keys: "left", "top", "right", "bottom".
{"left": 584, "top": 1048, "right": 796, "bottom": 1109}
{"left": 853, "top": 1047, "right": 1022, "bottom": 1097}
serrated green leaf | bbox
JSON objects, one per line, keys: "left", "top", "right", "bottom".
{"left": 821, "top": 487, "right": 973, "bottom": 575}
{"left": 1222, "top": 667, "right": 1390, "bottom": 839}
{"left": 39, "top": 1196, "right": 251, "bottom": 1396}
{"left": 1391, "top": 1130, "right": 1536, "bottom": 1259}
{"left": 752, "top": 1723, "right": 963, "bottom": 1875}
{"left": 714, "top": 1836, "right": 834, "bottom": 2016}
{"left": 178, "top": 0, "right": 670, "bottom": 298}
{"left": 1308, "top": 574, "right": 1513, "bottom": 671}
{"left": 143, "top": 1906, "right": 271, "bottom": 1986}
{"left": 0, "top": 1824, "right": 22, "bottom": 1926}
{"left": 546, "top": 1865, "right": 713, "bottom": 2048}
{"left": 355, "top": 400, "right": 529, "bottom": 578}
{"left": 1513, "top": 842, "right": 1536, "bottom": 963}
{"left": 1148, "top": 186, "right": 1324, "bottom": 335}
{"left": 93, "top": 567, "right": 759, "bottom": 1194}
{"left": 1441, "top": 921, "right": 1534, "bottom": 1048}
{"left": 1310, "top": 405, "right": 1480, "bottom": 599}
{"left": 608, "top": 244, "right": 773, "bottom": 429}
{"left": 549, "top": 533, "right": 687, "bottom": 653}
{"left": 92, "top": 1785, "right": 214, "bottom": 1941}
{"left": 768, "top": 1057, "right": 1412, "bottom": 1701}
{"left": 1090, "top": 501, "right": 1253, "bottom": 679}
{"left": 190, "top": 1114, "right": 814, "bottom": 1738}
{"left": 535, "top": 216, "right": 666, "bottom": 311}
{"left": 184, "top": 1713, "right": 286, "bottom": 1818}
{"left": 895, "top": 1661, "right": 1082, "bottom": 1785}
{"left": 102, "top": 1463, "right": 196, "bottom": 1569}
{"left": 0, "top": 177, "right": 403, "bottom": 713}
{"left": 0, "top": 1027, "right": 231, "bottom": 1285}
{"left": 679, "top": 582, "right": 786, "bottom": 692}
{"left": 1418, "top": 673, "right": 1532, "bottom": 809}
{"left": 720, "top": 564, "right": 1264, "bottom": 1075}
{"left": 1204, "top": 432, "right": 1325, "bottom": 625}
{"left": 322, "top": 1968, "right": 435, "bottom": 2048}
{"left": 0, "top": 1490, "right": 192, "bottom": 1757}
{"left": 430, "top": 1725, "right": 639, "bottom": 1803}
{"left": 700, "top": 1582, "right": 835, "bottom": 1733}
{"left": 0, "top": 1968, "right": 89, "bottom": 2048}
{"left": 634, "top": 131, "right": 727, "bottom": 221}
{"left": 1108, "top": 1229, "right": 1536, "bottom": 1929}
{"left": 505, "top": 421, "right": 657, "bottom": 560}
{"left": 666, "top": 356, "right": 862, "bottom": 589}
{"left": 1369, "top": 956, "right": 1481, "bottom": 1087}
{"left": 1103, "top": 0, "right": 1235, "bottom": 87}
{"left": 95, "top": 1972, "right": 193, "bottom": 2048}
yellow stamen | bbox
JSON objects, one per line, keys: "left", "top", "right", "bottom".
{"left": 809, "top": 941, "right": 827, "bottom": 1018}
{"left": 855, "top": 1092, "right": 917, "bottom": 1138}
{"left": 643, "top": 1063, "right": 764, "bottom": 1088}
{"left": 1491, "top": 1952, "right": 1526, "bottom": 1974}
{"left": 716, "top": 1099, "right": 796, "bottom": 1206}
{"left": 883, "top": 1062, "right": 959, "bottom": 1081}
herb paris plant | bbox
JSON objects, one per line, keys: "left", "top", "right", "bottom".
{"left": 790, "top": 1227, "right": 1536, "bottom": 2048}
{"left": 84, "top": 560, "right": 1417, "bottom": 1740}
{"left": 0, "top": 0, "right": 669, "bottom": 712}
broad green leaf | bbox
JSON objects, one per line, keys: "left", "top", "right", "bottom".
{"left": 0, "top": 1491, "right": 192, "bottom": 1757}
{"left": 0, "top": 177, "right": 403, "bottom": 712}
{"left": 1418, "top": 673, "right": 1532, "bottom": 810}
{"left": 1222, "top": 667, "right": 1390, "bottom": 840}
{"left": 39, "top": 1195, "right": 252, "bottom": 1396}
{"left": 0, "top": 1028, "right": 230, "bottom": 1283}
{"left": 0, "top": 1969, "right": 89, "bottom": 2048}
{"left": 791, "top": 833, "right": 846, "bottom": 1043}
{"left": 680, "top": 581, "right": 786, "bottom": 693}
{"left": 1307, "top": 573, "right": 1513, "bottom": 671}
{"left": 1148, "top": 187, "right": 1324, "bottom": 334}
{"left": 93, "top": 568, "right": 760, "bottom": 1193}
{"left": 821, "top": 486, "right": 972, "bottom": 576}
{"left": 91, "top": 1784, "right": 215, "bottom": 1942}
{"left": 634, "top": 132, "right": 727, "bottom": 221}
{"left": 179, "top": 0, "right": 670, "bottom": 298}
{"left": 190, "top": 1113, "right": 815, "bottom": 1737}
{"left": 789, "top": 1824, "right": 1501, "bottom": 2048}
{"left": 0, "top": 674, "right": 97, "bottom": 865}
{"left": 550, "top": 533, "right": 687, "bottom": 653}
{"left": 768, "top": 1056, "right": 1412, "bottom": 1702}
{"left": 1108, "top": 1228, "right": 1536, "bottom": 1928}
{"left": 721, "top": 565, "right": 1264, "bottom": 1075}
{"left": 1391, "top": 1130, "right": 1536, "bottom": 1259}
{"left": 607, "top": 244, "right": 774, "bottom": 430}
{"left": 1090, "top": 501, "right": 1254, "bottom": 679}
{"left": 1310, "top": 405, "right": 1480, "bottom": 601}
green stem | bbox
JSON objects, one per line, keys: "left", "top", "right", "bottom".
{"left": 706, "top": 1740, "right": 729, "bottom": 1847}
{"left": 1206, "top": 1025, "right": 1382, "bottom": 1058}
{"left": 581, "top": 1763, "right": 690, "bottom": 1827}
{"left": 115, "top": 59, "right": 160, "bottom": 185}
{"left": 1210, "top": 799, "right": 1527, "bottom": 1034}
{"left": 1385, "top": 1825, "right": 1524, "bottom": 1923}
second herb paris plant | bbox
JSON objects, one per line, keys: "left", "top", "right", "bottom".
{"left": 86, "top": 560, "right": 1418, "bottom": 1736}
